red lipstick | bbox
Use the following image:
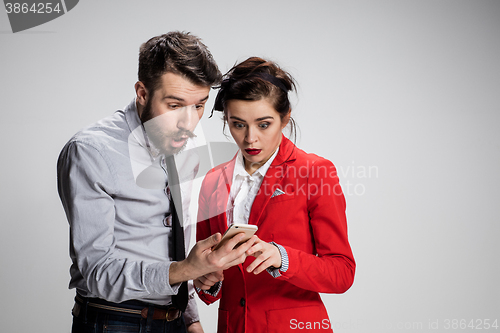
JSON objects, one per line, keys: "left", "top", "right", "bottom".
{"left": 245, "top": 148, "right": 261, "bottom": 155}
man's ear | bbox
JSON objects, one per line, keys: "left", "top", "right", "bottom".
{"left": 135, "top": 81, "right": 149, "bottom": 108}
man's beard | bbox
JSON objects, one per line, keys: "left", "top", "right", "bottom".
{"left": 140, "top": 99, "right": 196, "bottom": 156}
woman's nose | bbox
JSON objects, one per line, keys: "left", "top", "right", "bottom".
{"left": 245, "top": 127, "right": 257, "bottom": 144}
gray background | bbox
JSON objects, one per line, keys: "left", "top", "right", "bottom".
{"left": 1, "top": 1, "right": 499, "bottom": 332}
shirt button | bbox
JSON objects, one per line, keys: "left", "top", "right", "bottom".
{"left": 240, "top": 298, "right": 246, "bottom": 307}
{"left": 163, "top": 216, "right": 172, "bottom": 227}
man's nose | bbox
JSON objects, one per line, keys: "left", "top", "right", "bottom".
{"left": 177, "top": 106, "right": 198, "bottom": 131}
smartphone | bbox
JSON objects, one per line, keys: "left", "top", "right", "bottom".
{"left": 212, "top": 223, "right": 258, "bottom": 250}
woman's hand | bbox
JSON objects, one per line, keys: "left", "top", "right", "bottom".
{"left": 194, "top": 270, "right": 224, "bottom": 290}
{"left": 245, "top": 236, "right": 282, "bottom": 274}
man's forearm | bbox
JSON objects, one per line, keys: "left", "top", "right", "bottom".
{"left": 169, "top": 260, "right": 198, "bottom": 285}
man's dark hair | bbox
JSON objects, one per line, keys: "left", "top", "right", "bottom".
{"left": 138, "top": 31, "right": 222, "bottom": 94}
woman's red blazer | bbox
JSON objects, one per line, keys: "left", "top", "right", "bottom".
{"left": 196, "top": 135, "right": 355, "bottom": 333}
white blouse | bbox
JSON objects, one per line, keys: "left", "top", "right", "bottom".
{"left": 226, "top": 147, "right": 279, "bottom": 226}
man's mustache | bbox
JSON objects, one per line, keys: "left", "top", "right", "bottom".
{"left": 171, "top": 130, "right": 197, "bottom": 139}
{"left": 145, "top": 126, "right": 197, "bottom": 140}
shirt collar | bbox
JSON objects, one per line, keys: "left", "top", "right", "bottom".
{"left": 233, "top": 147, "right": 280, "bottom": 180}
{"left": 125, "top": 98, "right": 161, "bottom": 159}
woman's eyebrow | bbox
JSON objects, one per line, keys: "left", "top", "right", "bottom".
{"left": 255, "top": 116, "right": 274, "bottom": 121}
{"left": 229, "top": 116, "right": 247, "bottom": 122}
{"left": 229, "top": 115, "right": 274, "bottom": 122}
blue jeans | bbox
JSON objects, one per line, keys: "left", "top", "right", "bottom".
{"left": 71, "top": 304, "right": 187, "bottom": 333}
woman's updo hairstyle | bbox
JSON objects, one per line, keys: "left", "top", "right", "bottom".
{"left": 212, "top": 57, "right": 297, "bottom": 140}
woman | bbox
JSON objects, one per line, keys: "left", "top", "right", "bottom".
{"left": 195, "top": 57, "right": 355, "bottom": 333}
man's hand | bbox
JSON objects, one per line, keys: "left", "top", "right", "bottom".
{"left": 245, "top": 236, "right": 282, "bottom": 274}
{"left": 169, "top": 233, "right": 258, "bottom": 285}
{"left": 194, "top": 270, "right": 224, "bottom": 290}
{"left": 186, "top": 321, "right": 204, "bottom": 333}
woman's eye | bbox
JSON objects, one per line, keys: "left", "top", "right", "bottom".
{"left": 169, "top": 104, "right": 180, "bottom": 109}
{"left": 259, "top": 122, "right": 270, "bottom": 129}
{"left": 233, "top": 122, "right": 245, "bottom": 129}
{"left": 195, "top": 104, "right": 204, "bottom": 110}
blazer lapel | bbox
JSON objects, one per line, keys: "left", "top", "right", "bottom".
{"left": 248, "top": 135, "right": 296, "bottom": 226}
{"left": 215, "top": 157, "right": 236, "bottom": 232}
{"left": 248, "top": 164, "right": 288, "bottom": 226}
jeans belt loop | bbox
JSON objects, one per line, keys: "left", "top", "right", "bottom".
{"left": 146, "top": 305, "right": 154, "bottom": 332}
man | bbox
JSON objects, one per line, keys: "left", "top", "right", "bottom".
{"left": 57, "top": 32, "right": 255, "bottom": 333}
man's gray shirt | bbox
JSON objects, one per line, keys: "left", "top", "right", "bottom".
{"left": 57, "top": 99, "right": 199, "bottom": 323}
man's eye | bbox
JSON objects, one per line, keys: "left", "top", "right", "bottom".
{"left": 195, "top": 105, "right": 204, "bottom": 110}
{"left": 169, "top": 104, "right": 180, "bottom": 109}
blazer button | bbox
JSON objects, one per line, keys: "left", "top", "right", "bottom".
{"left": 240, "top": 298, "right": 246, "bottom": 307}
